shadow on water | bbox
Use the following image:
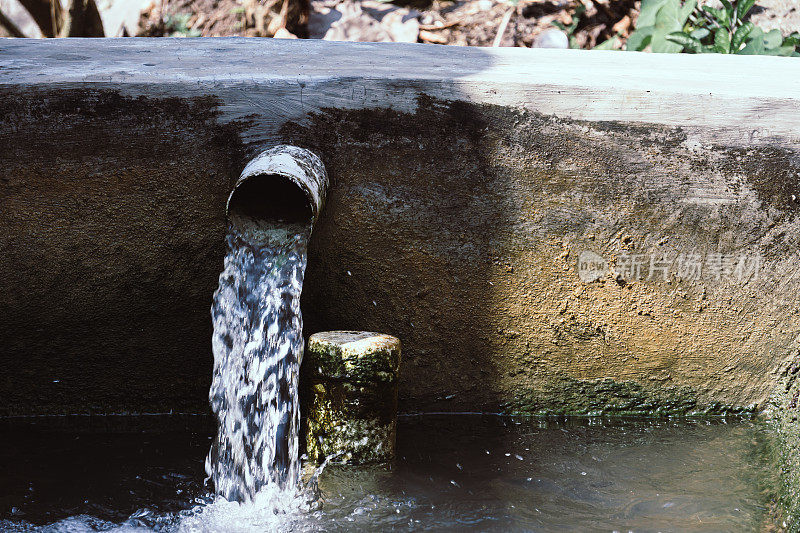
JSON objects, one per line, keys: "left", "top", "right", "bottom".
{"left": 0, "top": 415, "right": 778, "bottom": 531}
{"left": 0, "top": 416, "right": 213, "bottom": 526}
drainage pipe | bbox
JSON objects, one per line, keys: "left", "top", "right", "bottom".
{"left": 226, "top": 145, "right": 328, "bottom": 237}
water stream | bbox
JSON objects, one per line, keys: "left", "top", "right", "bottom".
{"left": 205, "top": 145, "right": 327, "bottom": 505}
{"left": 206, "top": 213, "right": 310, "bottom": 502}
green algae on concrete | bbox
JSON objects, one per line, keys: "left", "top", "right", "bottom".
{"left": 304, "top": 331, "right": 401, "bottom": 464}
{"left": 506, "top": 377, "right": 760, "bottom": 417}
{"left": 768, "top": 354, "right": 800, "bottom": 531}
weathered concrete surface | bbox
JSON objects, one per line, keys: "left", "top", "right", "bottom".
{"left": 305, "top": 331, "right": 401, "bottom": 382}
{"left": 0, "top": 89, "right": 241, "bottom": 414}
{"left": 2, "top": 39, "right": 800, "bottom": 417}
{"left": 770, "top": 353, "right": 800, "bottom": 531}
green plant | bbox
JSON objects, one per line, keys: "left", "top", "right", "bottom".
{"left": 626, "top": 0, "right": 699, "bottom": 52}
{"left": 553, "top": 4, "right": 586, "bottom": 48}
{"left": 594, "top": 35, "right": 623, "bottom": 50}
{"left": 552, "top": 5, "right": 586, "bottom": 49}
{"left": 627, "top": 0, "right": 800, "bottom": 55}
{"left": 552, "top": 5, "right": 622, "bottom": 50}
{"left": 164, "top": 13, "right": 201, "bottom": 38}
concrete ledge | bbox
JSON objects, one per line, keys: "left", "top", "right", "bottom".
{"left": 3, "top": 38, "right": 799, "bottom": 144}
{"left": 1, "top": 38, "right": 800, "bottom": 418}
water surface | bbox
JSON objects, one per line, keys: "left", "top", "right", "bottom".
{"left": 0, "top": 415, "right": 777, "bottom": 532}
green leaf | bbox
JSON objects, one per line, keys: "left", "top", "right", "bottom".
{"left": 651, "top": 0, "right": 691, "bottom": 52}
{"left": 720, "top": 0, "right": 734, "bottom": 21}
{"left": 735, "top": 0, "right": 756, "bottom": 21}
{"left": 679, "top": 0, "right": 698, "bottom": 25}
{"left": 731, "top": 21, "right": 753, "bottom": 51}
{"left": 772, "top": 45, "right": 799, "bottom": 56}
{"left": 628, "top": 0, "right": 698, "bottom": 52}
{"left": 784, "top": 32, "right": 800, "bottom": 47}
{"left": 637, "top": 0, "right": 672, "bottom": 27}
{"left": 739, "top": 26, "right": 765, "bottom": 54}
{"left": 688, "top": 12, "right": 710, "bottom": 27}
{"left": 764, "top": 28, "right": 783, "bottom": 48}
{"left": 666, "top": 31, "right": 704, "bottom": 52}
{"left": 690, "top": 27, "right": 710, "bottom": 39}
{"left": 702, "top": 6, "right": 729, "bottom": 26}
{"left": 714, "top": 27, "right": 731, "bottom": 52}
{"left": 748, "top": 25, "right": 764, "bottom": 39}
{"left": 625, "top": 26, "right": 655, "bottom": 51}
{"left": 593, "top": 35, "right": 622, "bottom": 50}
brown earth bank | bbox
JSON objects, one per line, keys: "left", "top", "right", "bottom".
{"left": 2, "top": 0, "right": 797, "bottom": 48}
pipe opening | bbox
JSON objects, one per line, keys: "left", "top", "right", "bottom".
{"left": 228, "top": 173, "right": 314, "bottom": 227}
{"left": 225, "top": 145, "right": 328, "bottom": 246}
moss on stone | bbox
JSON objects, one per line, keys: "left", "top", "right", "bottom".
{"left": 304, "top": 331, "right": 400, "bottom": 464}
{"left": 305, "top": 379, "right": 398, "bottom": 463}
{"left": 306, "top": 331, "right": 401, "bottom": 383}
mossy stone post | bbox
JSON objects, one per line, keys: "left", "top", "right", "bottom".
{"left": 304, "top": 331, "right": 401, "bottom": 464}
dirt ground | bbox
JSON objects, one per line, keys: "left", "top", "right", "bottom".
{"left": 3, "top": 0, "right": 792, "bottom": 46}
{"left": 0, "top": 0, "right": 798, "bottom": 47}
{"left": 414, "top": 0, "right": 636, "bottom": 48}
{"left": 749, "top": 0, "right": 800, "bottom": 35}
{"left": 138, "top": 0, "right": 640, "bottom": 48}
{"left": 137, "top": 0, "right": 800, "bottom": 48}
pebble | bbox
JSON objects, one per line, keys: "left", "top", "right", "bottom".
{"left": 533, "top": 28, "right": 569, "bottom": 49}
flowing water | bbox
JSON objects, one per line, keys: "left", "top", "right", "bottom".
{"left": 206, "top": 214, "right": 310, "bottom": 502}
{"left": 0, "top": 415, "right": 780, "bottom": 532}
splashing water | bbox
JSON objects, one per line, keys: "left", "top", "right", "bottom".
{"left": 206, "top": 214, "right": 310, "bottom": 503}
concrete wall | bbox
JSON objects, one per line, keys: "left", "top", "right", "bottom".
{"left": 2, "top": 38, "right": 800, "bottom": 416}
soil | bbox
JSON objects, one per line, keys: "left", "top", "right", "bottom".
{"left": 135, "top": 0, "right": 800, "bottom": 47}
{"left": 414, "top": 0, "right": 637, "bottom": 48}
{"left": 749, "top": 0, "right": 800, "bottom": 35}
{"left": 138, "top": 0, "right": 640, "bottom": 49}
{"left": 2, "top": 0, "right": 797, "bottom": 46}
{"left": 138, "top": 0, "right": 309, "bottom": 38}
